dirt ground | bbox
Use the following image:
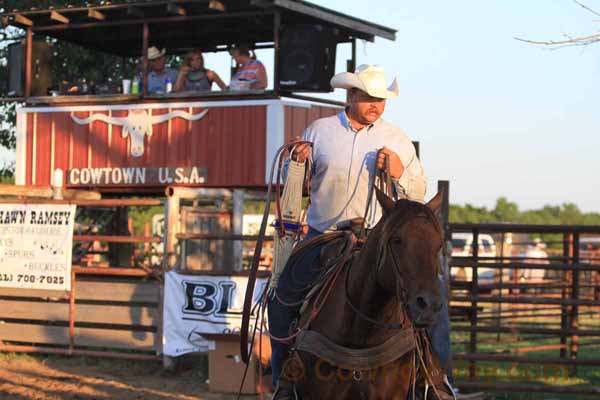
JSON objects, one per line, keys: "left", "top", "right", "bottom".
{"left": 0, "top": 353, "right": 260, "bottom": 400}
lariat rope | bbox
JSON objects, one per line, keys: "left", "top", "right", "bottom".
{"left": 240, "top": 140, "right": 312, "bottom": 364}
{"left": 269, "top": 155, "right": 309, "bottom": 293}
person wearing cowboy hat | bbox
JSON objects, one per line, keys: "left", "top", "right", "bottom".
{"left": 268, "top": 65, "right": 457, "bottom": 400}
{"left": 145, "top": 46, "right": 178, "bottom": 94}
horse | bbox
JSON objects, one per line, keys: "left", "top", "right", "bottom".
{"left": 276, "top": 189, "right": 449, "bottom": 400}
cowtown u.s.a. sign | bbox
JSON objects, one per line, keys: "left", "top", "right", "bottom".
{"left": 67, "top": 166, "right": 207, "bottom": 186}
{"left": 67, "top": 108, "right": 210, "bottom": 187}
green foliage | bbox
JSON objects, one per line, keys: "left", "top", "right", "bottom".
{"left": 128, "top": 205, "right": 163, "bottom": 235}
{"left": 1, "top": 1, "right": 134, "bottom": 177}
{"left": 450, "top": 198, "right": 600, "bottom": 226}
{"left": 450, "top": 198, "right": 600, "bottom": 248}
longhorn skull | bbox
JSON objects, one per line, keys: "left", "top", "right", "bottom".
{"left": 71, "top": 109, "right": 209, "bottom": 157}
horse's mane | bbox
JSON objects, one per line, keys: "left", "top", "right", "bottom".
{"left": 380, "top": 199, "right": 442, "bottom": 237}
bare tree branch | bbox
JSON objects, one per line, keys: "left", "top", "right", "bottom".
{"left": 573, "top": 0, "right": 600, "bottom": 17}
{"left": 516, "top": 1, "right": 600, "bottom": 48}
{"left": 515, "top": 32, "right": 600, "bottom": 47}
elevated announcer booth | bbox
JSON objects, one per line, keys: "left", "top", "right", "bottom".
{"left": 1, "top": 0, "right": 396, "bottom": 395}
{"left": 3, "top": 0, "right": 396, "bottom": 190}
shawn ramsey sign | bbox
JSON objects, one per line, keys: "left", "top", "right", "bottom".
{"left": 0, "top": 204, "right": 76, "bottom": 291}
{"left": 67, "top": 166, "right": 207, "bottom": 186}
{"left": 163, "top": 271, "right": 268, "bottom": 357}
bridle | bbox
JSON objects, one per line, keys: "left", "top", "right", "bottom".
{"left": 345, "top": 209, "right": 441, "bottom": 331}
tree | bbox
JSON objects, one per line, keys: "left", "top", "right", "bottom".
{"left": 492, "top": 197, "right": 520, "bottom": 222}
{"left": 0, "top": 1, "right": 134, "bottom": 176}
{"left": 515, "top": 1, "right": 600, "bottom": 47}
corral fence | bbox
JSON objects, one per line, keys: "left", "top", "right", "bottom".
{"left": 448, "top": 222, "right": 600, "bottom": 397}
{"left": 0, "top": 194, "right": 164, "bottom": 360}
{"left": 0, "top": 185, "right": 263, "bottom": 363}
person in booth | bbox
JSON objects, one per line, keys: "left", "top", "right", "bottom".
{"left": 229, "top": 44, "right": 268, "bottom": 90}
{"left": 174, "top": 49, "right": 227, "bottom": 92}
{"left": 146, "top": 46, "right": 178, "bottom": 94}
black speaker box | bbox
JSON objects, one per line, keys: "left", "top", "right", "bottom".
{"left": 7, "top": 41, "right": 53, "bottom": 97}
{"left": 278, "top": 25, "right": 338, "bottom": 92}
{"left": 7, "top": 43, "right": 24, "bottom": 97}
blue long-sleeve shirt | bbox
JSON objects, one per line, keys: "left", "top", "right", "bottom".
{"left": 296, "top": 111, "right": 427, "bottom": 232}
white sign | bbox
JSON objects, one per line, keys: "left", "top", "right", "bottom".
{"left": 0, "top": 204, "right": 76, "bottom": 291}
{"left": 163, "top": 271, "right": 268, "bottom": 357}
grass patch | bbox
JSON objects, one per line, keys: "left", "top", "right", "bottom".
{"left": 0, "top": 352, "right": 35, "bottom": 363}
{"left": 451, "top": 306, "right": 600, "bottom": 399}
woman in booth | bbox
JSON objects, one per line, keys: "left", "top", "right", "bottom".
{"left": 229, "top": 44, "right": 268, "bottom": 90}
{"left": 175, "top": 49, "right": 227, "bottom": 92}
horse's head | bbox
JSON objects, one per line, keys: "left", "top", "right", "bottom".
{"left": 370, "top": 188, "right": 444, "bottom": 328}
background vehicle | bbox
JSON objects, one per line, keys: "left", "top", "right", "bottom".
{"left": 451, "top": 232, "right": 497, "bottom": 282}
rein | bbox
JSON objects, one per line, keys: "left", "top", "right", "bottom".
{"left": 343, "top": 248, "right": 407, "bottom": 330}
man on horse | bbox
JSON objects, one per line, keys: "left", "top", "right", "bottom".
{"left": 268, "top": 65, "right": 452, "bottom": 399}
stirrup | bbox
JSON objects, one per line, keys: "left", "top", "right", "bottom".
{"left": 443, "top": 374, "right": 457, "bottom": 400}
{"left": 271, "top": 378, "right": 299, "bottom": 400}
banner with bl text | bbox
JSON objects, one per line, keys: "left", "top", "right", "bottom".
{"left": 163, "top": 271, "right": 268, "bottom": 357}
{"left": 0, "top": 204, "right": 76, "bottom": 291}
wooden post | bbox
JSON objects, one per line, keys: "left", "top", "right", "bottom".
{"left": 164, "top": 194, "right": 180, "bottom": 270}
{"left": 273, "top": 10, "right": 281, "bottom": 94}
{"left": 142, "top": 23, "right": 149, "bottom": 96}
{"left": 469, "top": 228, "right": 479, "bottom": 380}
{"left": 560, "top": 233, "right": 570, "bottom": 358}
{"left": 232, "top": 189, "right": 245, "bottom": 272}
{"left": 345, "top": 38, "right": 357, "bottom": 103}
{"left": 144, "top": 222, "right": 150, "bottom": 254}
{"left": 69, "top": 269, "right": 76, "bottom": 354}
{"left": 570, "top": 233, "right": 580, "bottom": 374}
{"left": 25, "top": 28, "right": 32, "bottom": 98}
{"left": 351, "top": 37, "right": 357, "bottom": 71}
{"left": 497, "top": 231, "right": 505, "bottom": 342}
{"left": 413, "top": 141, "right": 420, "bottom": 159}
{"left": 437, "top": 180, "right": 450, "bottom": 239}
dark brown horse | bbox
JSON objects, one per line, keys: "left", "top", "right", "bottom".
{"left": 282, "top": 190, "right": 447, "bottom": 400}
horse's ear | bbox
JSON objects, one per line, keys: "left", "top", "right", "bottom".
{"left": 426, "top": 191, "right": 444, "bottom": 213}
{"left": 375, "top": 186, "right": 395, "bottom": 215}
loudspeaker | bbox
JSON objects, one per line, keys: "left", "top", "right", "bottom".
{"left": 7, "top": 41, "right": 53, "bottom": 97}
{"left": 7, "top": 43, "right": 23, "bottom": 97}
{"left": 278, "top": 25, "right": 338, "bottom": 92}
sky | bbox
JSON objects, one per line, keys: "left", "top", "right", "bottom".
{"left": 212, "top": 0, "right": 599, "bottom": 212}
{"left": 5, "top": 0, "right": 600, "bottom": 212}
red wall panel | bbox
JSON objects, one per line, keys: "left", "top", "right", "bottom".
{"left": 71, "top": 111, "right": 90, "bottom": 170}
{"left": 25, "top": 113, "right": 34, "bottom": 185}
{"left": 25, "top": 104, "right": 270, "bottom": 187}
{"left": 53, "top": 112, "right": 71, "bottom": 178}
{"left": 35, "top": 113, "right": 52, "bottom": 185}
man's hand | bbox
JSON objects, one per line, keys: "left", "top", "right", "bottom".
{"left": 289, "top": 136, "right": 311, "bottom": 162}
{"left": 377, "top": 147, "right": 404, "bottom": 179}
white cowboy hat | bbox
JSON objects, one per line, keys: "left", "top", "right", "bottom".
{"left": 330, "top": 64, "right": 399, "bottom": 99}
{"left": 148, "top": 46, "right": 166, "bottom": 61}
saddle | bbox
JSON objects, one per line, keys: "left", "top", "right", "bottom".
{"left": 295, "top": 219, "right": 363, "bottom": 316}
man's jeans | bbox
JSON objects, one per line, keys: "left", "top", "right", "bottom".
{"left": 268, "top": 228, "right": 324, "bottom": 386}
{"left": 428, "top": 275, "right": 454, "bottom": 384}
{"left": 268, "top": 230, "right": 454, "bottom": 386}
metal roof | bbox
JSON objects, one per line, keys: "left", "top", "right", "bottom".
{"left": 1, "top": 0, "right": 396, "bottom": 57}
